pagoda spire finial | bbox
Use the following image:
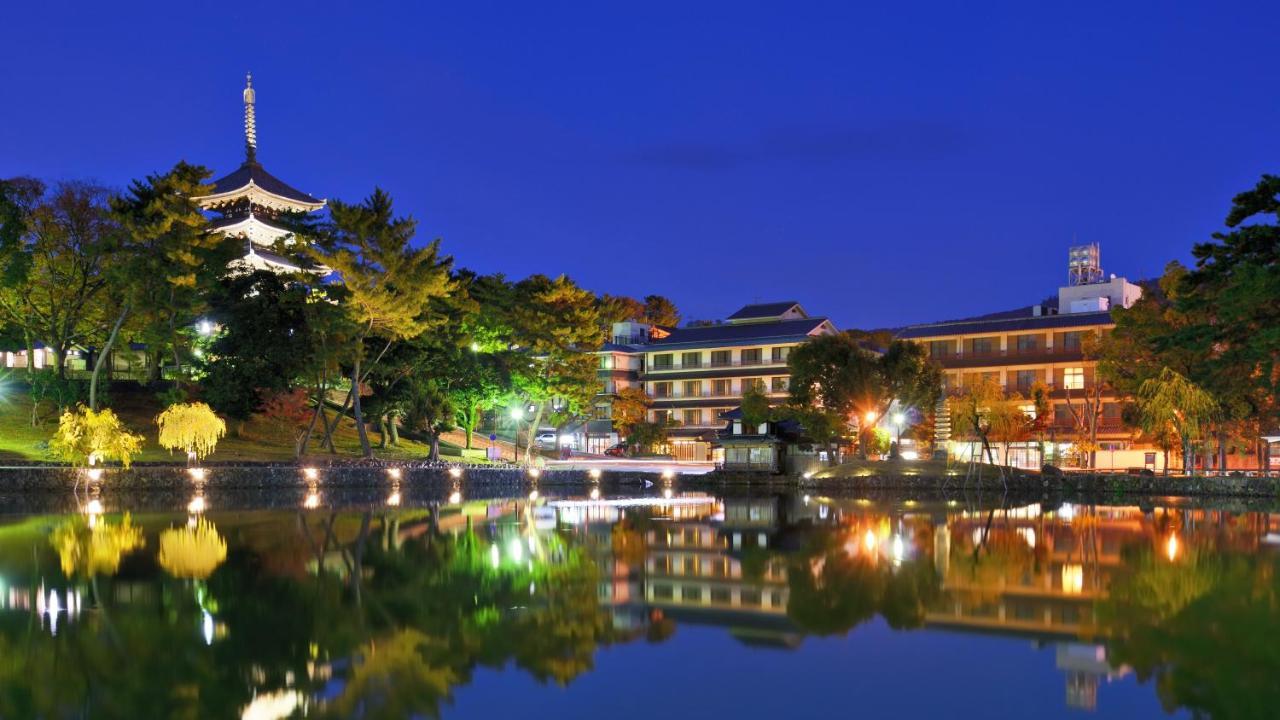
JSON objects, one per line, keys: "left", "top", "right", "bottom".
{"left": 243, "top": 72, "right": 257, "bottom": 162}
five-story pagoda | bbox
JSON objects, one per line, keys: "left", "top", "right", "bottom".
{"left": 195, "top": 73, "right": 326, "bottom": 273}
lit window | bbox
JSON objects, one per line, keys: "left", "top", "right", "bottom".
{"left": 1063, "top": 367, "right": 1084, "bottom": 390}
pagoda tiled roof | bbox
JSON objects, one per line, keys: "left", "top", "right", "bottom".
{"left": 210, "top": 160, "right": 321, "bottom": 205}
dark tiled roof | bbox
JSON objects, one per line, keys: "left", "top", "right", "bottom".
{"left": 600, "top": 342, "right": 640, "bottom": 353}
{"left": 649, "top": 317, "right": 832, "bottom": 349}
{"left": 209, "top": 212, "right": 293, "bottom": 232}
{"left": 896, "top": 310, "right": 1114, "bottom": 339}
{"left": 210, "top": 160, "right": 322, "bottom": 204}
{"left": 726, "top": 301, "right": 803, "bottom": 321}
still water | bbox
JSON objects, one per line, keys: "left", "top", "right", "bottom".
{"left": 0, "top": 485, "right": 1275, "bottom": 719}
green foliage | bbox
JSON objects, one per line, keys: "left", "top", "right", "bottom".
{"left": 1137, "top": 367, "right": 1217, "bottom": 472}
{"left": 739, "top": 386, "right": 773, "bottom": 427}
{"left": 50, "top": 513, "right": 145, "bottom": 577}
{"left": 49, "top": 404, "right": 144, "bottom": 467}
{"left": 627, "top": 420, "right": 671, "bottom": 454}
{"left": 641, "top": 294, "right": 680, "bottom": 326}
{"left": 156, "top": 401, "right": 227, "bottom": 461}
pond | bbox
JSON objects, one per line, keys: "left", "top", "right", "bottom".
{"left": 0, "top": 482, "right": 1274, "bottom": 719}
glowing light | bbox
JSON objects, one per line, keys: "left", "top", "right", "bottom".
{"left": 863, "top": 529, "right": 878, "bottom": 553}
{"left": 900, "top": 450, "right": 919, "bottom": 460}
{"left": 661, "top": 469, "right": 675, "bottom": 480}
{"left": 187, "top": 495, "right": 206, "bottom": 514}
{"left": 802, "top": 471, "right": 814, "bottom": 479}
{"left": 303, "top": 491, "right": 320, "bottom": 509}
{"left": 803, "top": 494, "right": 811, "bottom": 504}
{"left": 588, "top": 468, "right": 601, "bottom": 480}
{"left": 302, "top": 467, "right": 318, "bottom": 481}
{"left": 589, "top": 487, "right": 600, "bottom": 500}
{"left": 891, "top": 534, "right": 905, "bottom": 564}
{"left": 490, "top": 544, "right": 500, "bottom": 568}
{"left": 448, "top": 490, "right": 462, "bottom": 504}
{"left": 84, "top": 498, "right": 103, "bottom": 516}
{"left": 188, "top": 467, "right": 206, "bottom": 481}
{"left": 202, "top": 610, "right": 215, "bottom": 645}
{"left": 1166, "top": 534, "right": 1180, "bottom": 561}
{"left": 548, "top": 496, "right": 717, "bottom": 509}
{"left": 864, "top": 411, "right": 877, "bottom": 424}
{"left": 527, "top": 467, "right": 541, "bottom": 479}
{"left": 449, "top": 466, "right": 463, "bottom": 478}
{"left": 386, "top": 467, "right": 401, "bottom": 480}
{"left": 892, "top": 413, "right": 905, "bottom": 426}
{"left": 386, "top": 491, "right": 401, "bottom": 507}
{"left": 197, "top": 319, "right": 214, "bottom": 336}
{"left": 510, "top": 407, "right": 524, "bottom": 420}
{"left": 528, "top": 489, "right": 539, "bottom": 501}
{"left": 663, "top": 488, "right": 673, "bottom": 499}
{"left": 509, "top": 537, "right": 524, "bottom": 562}
{"left": 85, "top": 468, "right": 103, "bottom": 483}
{"left": 470, "top": 342, "right": 480, "bottom": 352}
{"left": 1062, "top": 563, "right": 1084, "bottom": 594}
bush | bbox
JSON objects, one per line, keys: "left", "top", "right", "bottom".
{"left": 49, "top": 405, "right": 144, "bottom": 468}
{"left": 156, "top": 402, "right": 227, "bottom": 462}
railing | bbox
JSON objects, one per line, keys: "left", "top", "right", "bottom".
{"left": 944, "top": 382, "right": 1106, "bottom": 398}
{"left": 647, "top": 358, "right": 789, "bottom": 372}
{"left": 650, "top": 389, "right": 788, "bottom": 400}
{"left": 930, "top": 346, "right": 1086, "bottom": 367}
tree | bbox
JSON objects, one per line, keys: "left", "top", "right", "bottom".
{"left": 0, "top": 180, "right": 123, "bottom": 378}
{"left": 49, "top": 405, "right": 144, "bottom": 468}
{"left": 610, "top": 386, "right": 650, "bottom": 439}
{"left": 309, "top": 189, "right": 455, "bottom": 457}
{"left": 739, "top": 386, "right": 773, "bottom": 428}
{"left": 402, "top": 378, "right": 456, "bottom": 461}
{"left": 507, "top": 275, "right": 603, "bottom": 462}
{"left": 109, "top": 162, "right": 237, "bottom": 387}
{"left": 641, "top": 295, "right": 680, "bottom": 327}
{"left": 156, "top": 401, "right": 227, "bottom": 463}
{"left": 597, "top": 294, "right": 645, "bottom": 330}
{"left": 950, "top": 376, "right": 1006, "bottom": 468}
{"left": 1137, "top": 368, "right": 1217, "bottom": 475}
{"left": 199, "top": 271, "right": 315, "bottom": 432}
{"left": 158, "top": 518, "right": 228, "bottom": 580}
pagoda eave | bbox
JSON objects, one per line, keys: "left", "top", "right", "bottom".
{"left": 195, "top": 181, "right": 326, "bottom": 214}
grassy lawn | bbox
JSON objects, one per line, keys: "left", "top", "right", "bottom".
{"left": 812, "top": 457, "right": 1038, "bottom": 479}
{"left": 0, "top": 384, "right": 465, "bottom": 464}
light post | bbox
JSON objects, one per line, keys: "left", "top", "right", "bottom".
{"left": 892, "top": 412, "right": 905, "bottom": 459}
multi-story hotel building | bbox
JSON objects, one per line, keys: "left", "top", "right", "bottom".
{"left": 897, "top": 245, "right": 1157, "bottom": 471}
{"left": 586, "top": 302, "right": 837, "bottom": 461}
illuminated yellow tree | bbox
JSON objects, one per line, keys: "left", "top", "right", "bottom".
{"left": 49, "top": 405, "right": 144, "bottom": 468}
{"left": 156, "top": 401, "right": 227, "bottom": 462}
{"left": 158, "top": 518, "right": 228, "bottom": 579}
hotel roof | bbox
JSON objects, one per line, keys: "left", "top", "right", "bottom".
{"left": 896, "top": 309, "right": 1114, "bottom": 339}
{"left": 647, "top": 316, "right": 834, "bottom": 350}
{"left": 726, "top": 301, "right": 804, "bottom": 321}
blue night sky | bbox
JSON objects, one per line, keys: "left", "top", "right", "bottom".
{"left": 2, "top": 1, "right": 1276, "bottom": 329}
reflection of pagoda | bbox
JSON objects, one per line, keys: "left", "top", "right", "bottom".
{"left": 195, "top": 73, "right": 326, "bottom": 273}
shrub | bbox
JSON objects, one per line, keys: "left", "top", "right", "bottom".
{"left": 49, "top": 405, "right": 144, "bottom": 468}
{"left": 156, "top": 401, "right": 227, "bottom": 462}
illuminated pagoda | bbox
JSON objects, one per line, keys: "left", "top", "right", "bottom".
{"left": 195, "top": 73, "right": 326, "bottom": 273}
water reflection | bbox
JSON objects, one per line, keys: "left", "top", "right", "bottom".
{"left": 0, "top": 493, "right": 1274, "bottom": 717}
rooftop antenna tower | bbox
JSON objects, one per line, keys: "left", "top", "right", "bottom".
{"left": 1068, "top": 243, "right": 1103, "bottom": 286}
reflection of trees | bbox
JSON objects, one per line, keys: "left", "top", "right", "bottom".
{"left": 158, "top": 518, "right": 228, "bottom": 580}
{"left": 786, "top": 526, "right": 941, "bottom": 635}
{"left": 51, "top": 513, "right": 145, "bottom": 577}
{"left": 1098, "top": 545, "right": 1279, "bottom": 718}
{"left": 327, "top": 629, "right": 459, "bottom": 719}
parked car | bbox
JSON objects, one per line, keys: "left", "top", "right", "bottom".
{"left": 604, "top": 443, "right": 629, "bottom": 457}
{"left": 534, "top": 430, "right": 558, "bottom": 447}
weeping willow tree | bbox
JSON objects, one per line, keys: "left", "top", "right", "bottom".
{"left": 51, "top": 514, "right": 145, "bottom": 577}
{"left": 1137, "top": 368, "right": 1218, "bottom": 474}
{"left": 156, "top": 401, "right": 226, "bottom": 462}
{"left": 158, "top": 518, "right": 228, "bottom": 579}
{"left": 49, "top": 405, "right": 144, "bottom": 468}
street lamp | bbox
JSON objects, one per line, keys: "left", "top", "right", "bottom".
{"left": 510, "top": 406, "right": 525, "bottom": 463}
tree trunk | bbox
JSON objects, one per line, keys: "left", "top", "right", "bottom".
{"left": 90, "top": 306, "right": 129, "bottom": 411}
{"left": 1217, "top": 430, "right": 1227, "bottom": 473}
{"left": 23, "top": 330, "right": 34, "bottom": 375}
{"left": 377, "top": 416, "right": 387, "bottom": 448}
{"left": 351, "top": 358, "right": 373, "bottom": 458}
{"left": 1162, "top": 447, "right": 1170, "bottom": 476}
{"left": 429, "top": 432, "right": 440, "bottom": 462}
{"left": 388, "top": 415, "right": 399, "bottom": 445}
{"left": 525, "top": 405, "right": 545, "bottom": 464}
{"left": 53, "top": 345, "right": 67, "bottom": 380}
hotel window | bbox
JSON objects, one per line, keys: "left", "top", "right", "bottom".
{"left": 652, "top": 353, "right": 673, "bottom": 370}
{"left": 683, "top": 409, "right": 703, "bottom": 426}
{"left": 593, "top": 405, "right": 610, "bottom": 420}
{"left": 1014, "top": 369, "right": 1038, "bottom": 391}
{"left": 928, "top": 340, "right": 953, "bottom": 358}
{"left": 1015, "top": 334, "right": 1042, "bottom": 353}
{"left": 740, "top": 348, "right": 762, "bottom": 365}
{"left": 771, "top": 347, "right": 789, "bottom": 363}
{"left": 710, "top": 350, "right": 732, "bottom": 367}
{"left": 741, "top": 378, "right": 764, "bottom": 393}
{"left": 1063, "top": 367, "right": 1085, "bottom": 390}
{"left": 771, "top": 377, "right": 788, "bottom": 392}
{"left": 1060, "top": 331, "right": 1083, "bottom": 351}
{"left": 653, "top": 382, "right": 673, "bottom": 398}
{"left": 683, "top": 380, "right": 702, "bottom": 397}
{"left": 1018, "top": 404, "right": 1037, "bottom": 420}
{"left": 1054, "top": 404, "right": 1073, "bottom": 425}
{"left": 969, "top": 337, "right": 996, "bottom": 355}
{"left": 598, "top": 355, "right": 612, "bottom": 369}
{"left": 653, "top": 409, "right": 672, "bottom": 424}
{"left": 681, "top": 351, "right": 702, "bottom": 368}
{"left": 713, "top": 379, "right": 731, "bottom": 396}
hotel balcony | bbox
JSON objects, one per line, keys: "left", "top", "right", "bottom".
{"left": 646, "top": 358, "right": 789, "bottom": 373}
{"left": 930, "top": 346, "right": 1086, "bottom": 369}
{"left": 943, "top": 382, "right": 1113, "bottom": 400}
{"left": 649, "top": 389, "right": 788, "bottom": 402}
